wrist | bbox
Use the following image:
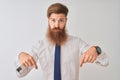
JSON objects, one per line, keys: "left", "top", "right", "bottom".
{"left": 95, "top": 46, "right": 102, "bottom": 55}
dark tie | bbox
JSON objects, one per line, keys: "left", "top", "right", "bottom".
{"left": 54, "top": 44, "right": 61, "bottom": 80}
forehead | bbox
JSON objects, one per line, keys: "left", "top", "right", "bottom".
{"left": 49, "top": 13, "right": 66, "bottom": 19}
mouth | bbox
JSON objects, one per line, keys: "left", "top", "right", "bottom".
{"left": 52, "top": 28, "right": 62, "bottom": 32}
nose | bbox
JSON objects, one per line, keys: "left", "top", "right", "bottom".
{"left": 55, "top": 21, "right": 59, "bottom": 28}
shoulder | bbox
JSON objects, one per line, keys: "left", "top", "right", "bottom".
{"left": 65, "top": 35, "right": 80, "bottom": 45}
{"left": 68, "top": 35, "right": 78, "bottom": 40}
{"left": 38, "top": 37, "right": 50, "bottom": 48}
{"left": 67, "top": 35, "right": 83, "bottom": 42}
{"left": 67, "top": 35, "right": 88, "bottom": 46}
{"left": 32, "top": 37, "right": 50, "bottom": 51}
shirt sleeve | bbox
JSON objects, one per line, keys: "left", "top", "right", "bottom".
{"left": 15, "top": 41, "right": 40, "bottom": 78}
{"left": 94, "top": 51, "right": 109, "bottom": 67}
{"left": 78, "top": 38, "right": 92, "bottom": 55}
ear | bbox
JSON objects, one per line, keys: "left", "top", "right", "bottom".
{"left": 66, "top": 17, "right": 68, "bottom": 21}
{"left": 65, "top": 18, "right": 68, "bottom": 22}
{"left": 48, "top": 17, "right": 50, "bottom": 22}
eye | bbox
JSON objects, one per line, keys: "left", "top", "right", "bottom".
{"left": 59, "top": 19, "right": 65, "bottom": 23}
{"left": 51, "top": 19, "right": 55, "bottom": 22}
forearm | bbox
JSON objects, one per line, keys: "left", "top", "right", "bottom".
{"left": 15, "top": 55, "right": 33, "bottom": 78}
{"left": 15, "top": 52, "right": 38, "bottom": 78}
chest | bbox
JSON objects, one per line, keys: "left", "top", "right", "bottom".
{"left": 39, "top": 44, "right": 80, "bottom": 66}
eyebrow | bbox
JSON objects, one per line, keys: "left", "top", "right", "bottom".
{"left": 50, "top": 18, "right": 66, "bottom": 19}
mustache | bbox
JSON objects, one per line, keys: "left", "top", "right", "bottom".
{"left": 52, "top": 27, "right": 62, "bottom": 30}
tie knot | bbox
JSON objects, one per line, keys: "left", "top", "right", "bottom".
{"left": 56, "top": 44, "right": 60, "bottom": 47}
{"left": 55, "top": 44, "right": 60, "bottom": 51}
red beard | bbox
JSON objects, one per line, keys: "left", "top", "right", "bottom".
{"left": 46, "top": 26, "right": 68, "bottom": 45}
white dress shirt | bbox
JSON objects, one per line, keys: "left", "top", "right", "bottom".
{"left": 15, "top": 35, "right": 109, "bottom": 80}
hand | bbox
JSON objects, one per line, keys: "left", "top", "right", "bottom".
{"left": 18, "top": 52, "right": 38, "bottom": 69}
{"left": 80, "top": 46, "right": 98, "bottom": 67}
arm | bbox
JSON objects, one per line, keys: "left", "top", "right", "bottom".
{"left": 15, "top": 52, "right": 38, "bottom": 78}
{"left": 78, "top": 38, "right": 109, "bottom": 67}
{"left": 15, "top": 41, "right": 41, "bottom": 78}
{"left": 80, "top": 46, "right": 109, "bottom": 67}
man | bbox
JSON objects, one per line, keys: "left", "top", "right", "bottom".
{"left": 15, "top": 3, "right": 109, "bottom": 80}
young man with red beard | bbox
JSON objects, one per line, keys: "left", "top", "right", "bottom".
{"left": 15, "top": 3, "right": 109, "bottom": 80}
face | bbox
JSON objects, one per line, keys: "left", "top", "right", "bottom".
{"left": 48, "top": 13, "right": 67, "bottom": 33}
{"left": 47, "top": 13, "right": 68, "bottom": 45}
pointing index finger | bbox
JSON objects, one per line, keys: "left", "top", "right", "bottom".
{"left": 80, "top": 54, "right": 85, "bottom": 67}
{"left": 30, "top": 58, "right": 38, "bottom": 69}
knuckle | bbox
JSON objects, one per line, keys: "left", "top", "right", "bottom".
{"left": 28, "top": 56, "right": 33, "bottom": 60}
{"left": 25, "top": 59, "right": 29, "bottom": 62}
{"left": 85, "top": 54, "right": 89, "bottom": 57}
{"left": 22, "top": 60, "right": 26, "bottom": 64}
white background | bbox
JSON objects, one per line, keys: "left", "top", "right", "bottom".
{"left": 0, "top": 0, "right": 120, "bottom": 80}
